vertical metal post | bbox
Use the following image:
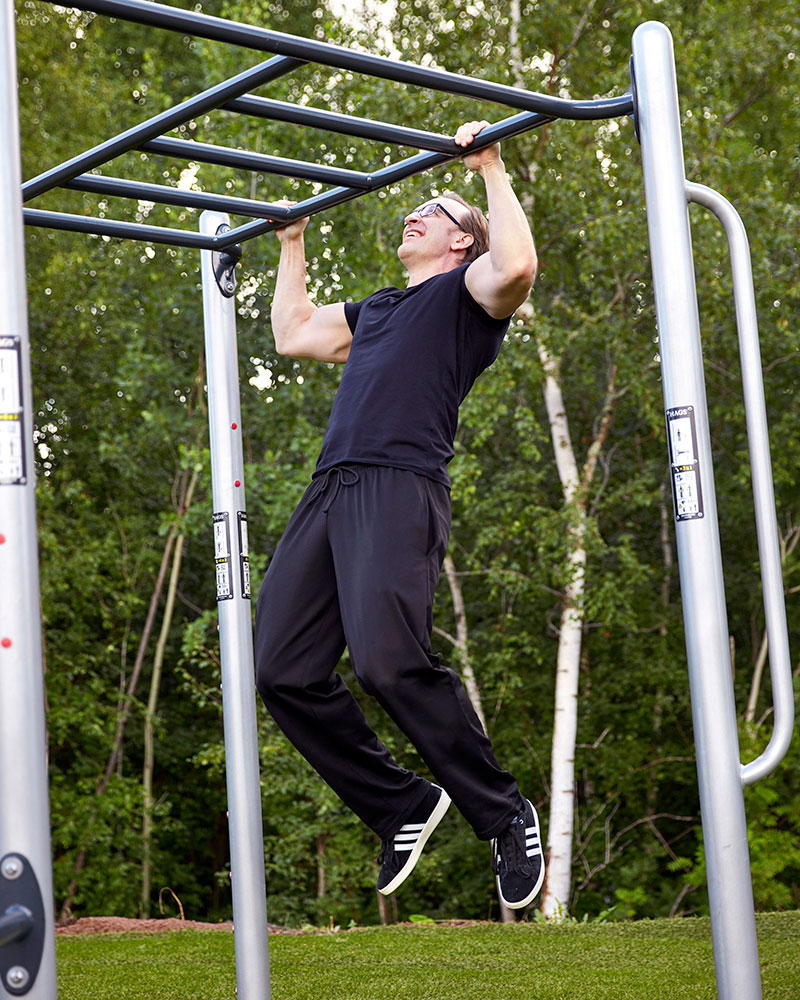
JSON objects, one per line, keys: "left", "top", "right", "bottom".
{"left": 632, "top": 22, "right": 762, "bottom": 1000}
{"left": 199, "top": 212, "right": 270, "bottom": 1000}
{"left": 0, "top": 1, "right": 57, "bottom": 998}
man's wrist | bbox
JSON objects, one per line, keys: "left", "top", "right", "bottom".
{"left": 477, "top": 156, "right": 507, "bottom": 180}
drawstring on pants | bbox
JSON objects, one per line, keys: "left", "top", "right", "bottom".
{"left": 308, "top": 466, "right": 361, "bottom": 513}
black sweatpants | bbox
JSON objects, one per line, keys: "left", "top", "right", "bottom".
{"left": 254, "top": 464, "right": 522, "bottom": 842}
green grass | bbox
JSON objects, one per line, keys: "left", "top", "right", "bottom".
{"left": 56, "top": 912, "right": 800, "bottom": 1000}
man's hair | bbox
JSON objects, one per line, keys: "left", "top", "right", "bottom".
{"left": 443, "top": 191, "right": 489, "bottom": 264}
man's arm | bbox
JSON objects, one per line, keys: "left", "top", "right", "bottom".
{"left": 458, "top": 120, "right": 537, "bottom": 320}
{"left": 270, "top": 213, "right": 352, "bottom": 364}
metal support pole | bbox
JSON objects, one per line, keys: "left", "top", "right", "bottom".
{"left": 0, "top": 0, "right": 57, "bottom": 996}
{"left": 632, "top": 21, "right": 776, "bottom": 1000}
{"left": 199, "top": 212, "right": 270, "bottom": 1000}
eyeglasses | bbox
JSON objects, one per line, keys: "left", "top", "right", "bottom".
{"left": 407, "top": 202, "right": 465, "bottom": 229}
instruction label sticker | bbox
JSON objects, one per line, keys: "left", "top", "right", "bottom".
{"left": 666, "top": 405, "right": 704, "bottom": 521}
{"left": 0, "top": 336, "right": 26, "bottom": 486}
{"left": 237, "top": 511, "right": 251, "bottom": 600}
{"left": 213, "top": 512, "right": 233, "bottom": 601}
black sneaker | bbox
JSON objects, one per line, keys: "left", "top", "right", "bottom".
{"left": 492, "top": 797, "right": 545, "bottom": 909}
{"left": 377, "top": 784, "right": 451, "bottom": 896}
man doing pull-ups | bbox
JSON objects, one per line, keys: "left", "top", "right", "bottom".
{"left": 255, "top": 120, "right": 545, "bottom": 909}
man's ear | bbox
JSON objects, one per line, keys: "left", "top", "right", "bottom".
{"left": 451, "top": 231, "right": 474, "bottom": 253}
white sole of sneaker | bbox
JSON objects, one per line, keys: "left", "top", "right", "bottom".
{"left": 494, "top": 798, "right": 546, "bottom": 910}
{"left": 378, "top": 788, "right": 452, "bottom": 896}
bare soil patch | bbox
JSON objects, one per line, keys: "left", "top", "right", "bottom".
{"left": 55, "top": 916, "right": 235, "bottom": 936}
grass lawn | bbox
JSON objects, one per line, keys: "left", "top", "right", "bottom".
{"left": 56, "top": 911, "right": 800, "bottom": 1000}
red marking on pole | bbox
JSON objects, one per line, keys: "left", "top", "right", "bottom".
{"left": 0, "top": 534, "right": 6, "bottom": 545}
{"left": 231, "top": 422, "right": 238, "bottom": 430}
{"left": 1, "top": 638, "right": 11, "bottom": 649}
{"left": 234, "top": 480, "right": 241, "bottom": 487}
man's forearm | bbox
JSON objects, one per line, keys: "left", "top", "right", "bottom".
{"left": 271, "top": 234, "right": 316, "bottom": 353}
{"left": 479, "top": 158, "right": 537, "bottom": 283}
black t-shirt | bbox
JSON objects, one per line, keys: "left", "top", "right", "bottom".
{"left": 314, "top": 263, "right": 509, "bottom": 487}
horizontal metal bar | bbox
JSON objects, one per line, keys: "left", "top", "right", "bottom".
{"left": 224, "top": 96, "right": 456, "bottom": 153}
{"left": 213, "top": 110, "right": 554, "bottom": 248}
{"left": 22, "top": 54, "right": 304, "bottom": 202}
{"left": 49, "top": 0, "right": 633, "bottom": 120}
{"left": 65, "top": 174, "right": 294, "bottom": 218}
{"left": 24, "top": 109, "right": 553, "bottom": 251}
{"left": 140, "top": 136, "right": 374, "bottom": 189}
{"left": 24, "top": 207, "right": 219, "bottom": 249}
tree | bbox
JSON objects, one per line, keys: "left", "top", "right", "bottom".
{"left": 17, "top": 0, "right": 800, "bottom": 927}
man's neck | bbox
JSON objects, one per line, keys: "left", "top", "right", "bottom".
{"left": 404, "top": 255, "right": 464, "bottom": 287}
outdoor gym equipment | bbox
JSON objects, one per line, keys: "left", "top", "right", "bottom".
{"left": 0, "top": 2, "right": 794, "bottom": 998}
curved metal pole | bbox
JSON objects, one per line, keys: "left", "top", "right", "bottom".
{"left": 685, "top": 181, "right": 794, "bottom": 787}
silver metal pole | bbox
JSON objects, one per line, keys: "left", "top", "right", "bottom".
{"left": 0, "top": 0, "right": 57, "bottom": 996}
{"left": 199, "top": 211, "right": 270, "bottom": 1000}
{"left": 632, "top": 22, "right": 762, "bottom": 1000}
{"left": 0, "top": 3, "right": 58, "bottom": 999}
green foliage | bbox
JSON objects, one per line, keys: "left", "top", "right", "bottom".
{"left": 18, "top": 0, "right": 800, "bottom": 928}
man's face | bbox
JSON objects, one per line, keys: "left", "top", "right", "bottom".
{"left": 397, "top": 199, "right": 469, "bottom": 264}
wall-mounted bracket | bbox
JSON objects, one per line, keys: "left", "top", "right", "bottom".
{"left": 213, "top": 224, "right": 242, "bottom": 298}
{"left": 0, "top": 854, "right": 45, "bottom": 995}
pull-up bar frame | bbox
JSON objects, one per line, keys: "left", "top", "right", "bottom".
{"left": 1, "top": 3, "right": 794, "bottom": 1000}
{"left": 21, "top": 0, "right": 635, "bottom": 251}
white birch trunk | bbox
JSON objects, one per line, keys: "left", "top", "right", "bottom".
{"left": 537, "top": 343, "right": 587, "bottom": 920}
{"left": 438, "top": 552, "right": 516, "bottom": 921}
{"left": 442, "top": 553, "right": 488, "bottom": 731}
{"left": 507, "top": 0, "right": 619, "bottom": 921}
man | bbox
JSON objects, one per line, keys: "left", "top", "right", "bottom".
{"left": 255, "top": 120, "right": 544, "bottom": 910}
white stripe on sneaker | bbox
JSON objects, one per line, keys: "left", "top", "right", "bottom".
{"left": 378, "top": 787, "right": 452, "bottom": 896}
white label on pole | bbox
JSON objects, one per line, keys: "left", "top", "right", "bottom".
{"left": 0, "top": 338, "right": 21, "bottom": 411}
{"left": 666, "top": 405, "right": 704, "bottom": 521}
{"left": 238, "top": 512, "right": 249, "bottom": 557}
{"left": 237, "top": 512, "right": 251, "bottom": 599}
{"left": 215, "top": 560, "right": 232, "bottom": 600}
{"left": 214, "top": 515, "right": 230, "bottom": 560}
{"left": 0, "top": 337, "right": 26, "bottom": 486}
{"left": 213, "top": 512, "right": 233, "bottom": 601}
{"left": 668, "top": 416, "right": 695, "bottom": 465}
{"left": 674, "top": 470, "right": 701, "bottom": 518}
{"left": 0, "top": 419, "right": 24, "bottom": 483}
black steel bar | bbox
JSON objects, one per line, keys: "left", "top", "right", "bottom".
{"left": 27, "top": 109, "right": 554, "bottom": 250}
{"left": 224, "top": 96, "right": 456, "bottom": 153}
{"left": 22, "top": 54, "right": 304, "bottom": 202}
{"left": 46, "top": 0, "right": 634, "bottom": 121}
{"left": 213, "top": 110, "right": 554, "bottom": 249}
{"left": 24, "top": 207, "right": 220, "bottom": 249}
{"left": 0, "top": 907, "right": 33, "bottom": 949}
{"left": 139, "top": 137, "right": 374, "bottom": 189}
{"left": 65, "top": 174, "right": 294, "bottom": 218}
